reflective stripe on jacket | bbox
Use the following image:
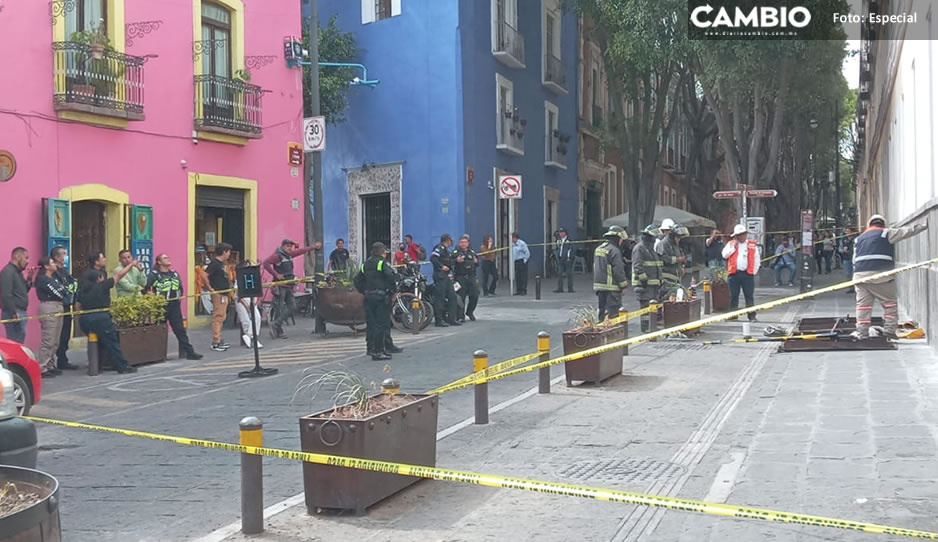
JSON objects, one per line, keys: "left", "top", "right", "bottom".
{"left": 659, "top": 237, "right": 683, "bottom": 284}
{"left": 631, "top": 241, "right": 663, "bottom": 290}
{"left": 853, "top": 227, "right": 895, "bottom": 272}
{"left": 593, "top": 241, "right": 628, "bottom": 291}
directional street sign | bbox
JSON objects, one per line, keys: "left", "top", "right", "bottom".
{"left": 498, "top": 175, "right": 522, "bottom": 199}
{"left": 712, "top": 190, "right": 743, "bottom": 199}
{"left": 746, "top": 189, "right": 778, "bottom": 198}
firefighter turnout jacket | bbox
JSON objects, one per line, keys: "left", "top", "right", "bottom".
{"left": 658, "top": 235, "right": 683, "bottom": 285}
{"left": 593, "top": 241, "right": 628, "bottom": 292}
{"left": 631, "top": 239, "right": 663, "bottom": 296}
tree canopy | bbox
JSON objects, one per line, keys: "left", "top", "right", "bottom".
{"left": 303, "top": 15, "right": 358, "bottom": 123}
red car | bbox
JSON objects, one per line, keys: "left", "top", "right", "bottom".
{"left": 0, "top": 338, "right": 42, "bottom": 415}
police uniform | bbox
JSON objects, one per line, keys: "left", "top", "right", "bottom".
{"left": 452, "top": 245, "right": 480, "bottom": 320}
{"left": 271, "top": 247, "right": 297, "bottom": 335}
{"left": 54, "top": 266, "right": 79, "bottom": 368}
{"left": 430, "top": 243, "right": 460, "bottom": 326}
{"left": 852, "top": 218, "right": 927, "bottom": 339}
{"left": 356, "top": 255, "right": 396, "bottom": 356}
{"left": 632, "top": 230, "right": 663, "bottom": 332}
{"left": 593, "top": 234, "right": 628, "bottom": 321}
{"left": 146, "top": 268, "right": 198, "bottom": 358}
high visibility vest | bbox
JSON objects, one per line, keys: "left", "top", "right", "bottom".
{"left": 853, "top": 227, "right": 894, "bottom": 272}
{"left": 726, "top": 240, "right": 758, "bottom": 275}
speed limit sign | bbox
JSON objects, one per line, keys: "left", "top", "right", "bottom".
{"left": 303, "top": 116, "right": 325, "bottom": 152}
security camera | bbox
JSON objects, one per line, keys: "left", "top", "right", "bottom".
{"left": 180, "top": 159, "right": 188, "bottom": 169}
{"left": 352, "top": 76, "right": 361, "bottom": 84}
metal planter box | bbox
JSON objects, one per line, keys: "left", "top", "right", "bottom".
{"left": 299, "top": 394, "right": 438, "bottom": 515}
{"left": 710, "top": 281, "right": 730, "bottom": 311}
{"left": 663, "top": 299, "right": 702, "bottom": 336}
{"left": 562, "top": 324, "right": 627, "bottom": 385}
{"left": 315, "top": 287, "right": 365, "bottom": 326}
{"left": 103, "top": 323, "right": 168, "bottom": 367}
{"left": 0, "top": 465, "right": 61, "bottom": 542}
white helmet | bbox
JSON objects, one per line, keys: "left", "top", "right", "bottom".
{"left": 660, "top": 218, "right": 675, "bottom": 231}
{"left": 732, "top": 224, "right": 748, "bottom": 237}
{"left": 868, "top": 214, "right": 886, "bottom": 226}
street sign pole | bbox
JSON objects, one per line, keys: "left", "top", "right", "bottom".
{"left": 508, "top": 199, "right": 515, "bottom": 296}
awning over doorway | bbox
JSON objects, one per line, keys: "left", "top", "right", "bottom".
{"left": 603, "top": 205, "right": 717, "bottom": 230}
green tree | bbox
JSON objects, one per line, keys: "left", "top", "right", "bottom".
{"left": 303, "top": 15, "right": 358, "bottom": 123}
{"left": 574, "top": 0, "right": 688, "bottom": 235}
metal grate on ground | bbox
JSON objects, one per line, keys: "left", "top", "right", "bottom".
{"left": 649, "top": 343, "right": 712, "bottom": 351}
{"left": 556, "top": 458, "right": 686, "bottom": 484}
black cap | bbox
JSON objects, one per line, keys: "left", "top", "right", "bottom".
{"left": 557, "top": 227, "right": 567, "bottom": 234}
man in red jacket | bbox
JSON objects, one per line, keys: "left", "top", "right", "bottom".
{"left": 404, "top": 234, "right": 422, "bottom": 263}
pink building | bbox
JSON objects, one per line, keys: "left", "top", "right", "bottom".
{"left": 0, "top": 0, "right": 305, "bottom": 347}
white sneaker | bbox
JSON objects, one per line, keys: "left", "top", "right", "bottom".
{"left": 256, "top": 340, "right": 264, "bottom": 349}
{"left": 242, "top": 334, "right": 252, "bottom": 348}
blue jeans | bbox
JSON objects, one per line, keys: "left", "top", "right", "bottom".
{"left": 2, "top": 310, "right": 27, "bottom": 343}
{"left": 774, "top": 263, "right": 796, "bottom": 285}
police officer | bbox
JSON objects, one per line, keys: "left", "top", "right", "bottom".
{"left": 852, "top": 214, "right": 927, "bottom": 340}
{"left": 452, "top": 234, "right": 480, "bottom": 322}
{"left": 430, "top": 233, "right": 461, "bottom": 327}
{"left": 50, "top": 245, "right": 80, "bottom": 370}
{"left": 146, "top": 253, "right": 203, "bottom": 360}
{"left": 354, "top": 242, "right": 396, "bottom": 361}
{"left": 658, "top": 222, "right": 686, "bottom": 296}
{"left": 632, "top": 225, "right": 664, "bottom": 332}
{"left": 593, "top": 227, "right": 628, "bottom": 321}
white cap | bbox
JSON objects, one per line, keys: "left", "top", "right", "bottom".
{"left": 732, "top": 224, "right": 748, "bottom": 237}
{"left": 660, "top": 218, "right": 675, "bottom": 230}
{"left": 868, "top": 214, "right": 886, "bottom": 225}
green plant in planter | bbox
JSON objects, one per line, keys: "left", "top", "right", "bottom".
{"left": 710, "top": 266, "right": 728, "bottom": 285}
{"left": 568, "top": 305, "right": 605, "bottom": 331}
{"left": 69, "top": 22, "right": 124, "bottom": 98}
{"left": 110, "top": 293, "right": 168, "bottom": 329}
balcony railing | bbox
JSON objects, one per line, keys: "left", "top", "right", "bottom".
{"left": 497, "top": 108, "right": 525, "bottom": 155}
{"left": 545, "top": 130, "right": 568, "bottom": 168}
{"left": 494, "top": 20, "right": 525, "bottom": 68}
{"left": 52, "top": 41, "right": 145, "bottom": 119}
{"left": 194, "top": 75, "right": 263, "bottom": 137}
{"left": 544, "top": 53, "right": 567, "bottom": 93}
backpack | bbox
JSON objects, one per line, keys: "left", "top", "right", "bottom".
{"left": 416, "top": 244, "right": 427, "bottom": 262}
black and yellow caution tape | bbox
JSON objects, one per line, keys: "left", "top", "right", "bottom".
{"left": 24, "top": 415, "right": 938, "bottom": 539}
{"left": 427, "top": 351, "right": 544, "bottom": 394}
{"left": 433, "top": 257, "right": 938, "bottom": 392}
{"left": 702, "top": 332, "right": 838, "bottom": 345}
{"left": 429, "top": 304, "right": 661, "bottom": 394}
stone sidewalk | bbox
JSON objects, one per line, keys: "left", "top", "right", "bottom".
{"left": 215, "top": 277, "right": 938, "bottom": 541}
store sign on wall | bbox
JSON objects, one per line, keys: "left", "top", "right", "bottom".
{"left": 0, "top": 150, "right": 16, "bottom": 182}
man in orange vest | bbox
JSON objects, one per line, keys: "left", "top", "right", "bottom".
{"left": 721, "top": 224, "right": 761, "bottom": 322}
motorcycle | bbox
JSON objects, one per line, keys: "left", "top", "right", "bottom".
{"left": 390, "top": 262, "right": 435, "bottom": 332}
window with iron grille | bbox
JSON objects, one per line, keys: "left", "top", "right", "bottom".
{"left": 375, "top": 0, "right": 392, "bottom": 21}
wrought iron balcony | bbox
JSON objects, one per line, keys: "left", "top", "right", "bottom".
{"left": 493, "top": 20, "right": 525, "bottom": 69}
{"left": 545, "top": 129, "right": 569, "bottom": 169}
{"left": 543, "top": 53, "right": 567, "bottom": 94}
{"left": 52, "top": 41, "right": 146, "bottom": 120}
{"left": 497, "top": 108, "right": 525, "bottom": 156}
{"left": 194, "top": 75, "right": 263, "bottom": 138}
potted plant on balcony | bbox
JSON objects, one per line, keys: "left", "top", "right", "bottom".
{"left": 69, "top": 22, "right": 122, "bottom": 100}
{"left": 295, "top": 369, "right": 438, "bottom": 515}
{"left": 108, "top": 293, "right": 169, "bottom": 366}
{"left": 562, "top": 306, "right": 627, "bottom": 386}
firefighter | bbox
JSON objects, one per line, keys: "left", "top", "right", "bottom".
{"left": 354, "top": 242, "right": 396, "bottom": 361}
{"left": 593, "top": 227, "right": 629, "bottom": 321}
{"left": 430, "top": 233, "right": 461, "bottom": 327}
{"left": 658, "top": 222, "right": 686, "bottom": 295}
{"left": 632, "top": 225, "right": 664, "bottom": 332}
{"left": 146, "top": 253, "right": 203, "bottom": 360}
{"left": 852, "top": 214, "right": 927, "bottom": 340}
{"left": 452, "top": 235, "right": 480, "bottom": 321}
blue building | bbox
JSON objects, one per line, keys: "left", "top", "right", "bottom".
{"left": 311, "top": 0, "right": 579, "bottom": 277}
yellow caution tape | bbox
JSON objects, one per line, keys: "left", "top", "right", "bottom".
{"left": 435, "top": 257, "right": 938, "bottom": 392}
{"left": 24, "top": 415, "right": 938, "bottom": 539}
{"left": 428, "top": 351, "right": 544, "bottom": 394}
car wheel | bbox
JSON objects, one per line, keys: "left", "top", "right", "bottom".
{"left": 12, "top": 372, "right": 32, "bottom": 416}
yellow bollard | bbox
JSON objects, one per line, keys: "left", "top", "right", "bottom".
{"left": 473, "top": 350, "right": 489, "bottom": 424}
{"left": 537, "top": 332, "right": 551, "bottom": 394}
{"left": 86, "top": 332, "right": 99, "bottom": 376}
{"left": 239, "top": 416, "right": 264, "bottom": 535}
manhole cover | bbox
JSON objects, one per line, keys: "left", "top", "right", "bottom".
{"left": 557, "top": 458, "right": 685, "bottom": 483}
{"left": 650, "top": 343, "right": 711, "bottom": 351}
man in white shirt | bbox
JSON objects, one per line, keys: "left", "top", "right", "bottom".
{"left": 722, "top": 224, "right": 761, "bottom": 322}
{"left": 512, "top": 232, "right": 530, "bottom": 295}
